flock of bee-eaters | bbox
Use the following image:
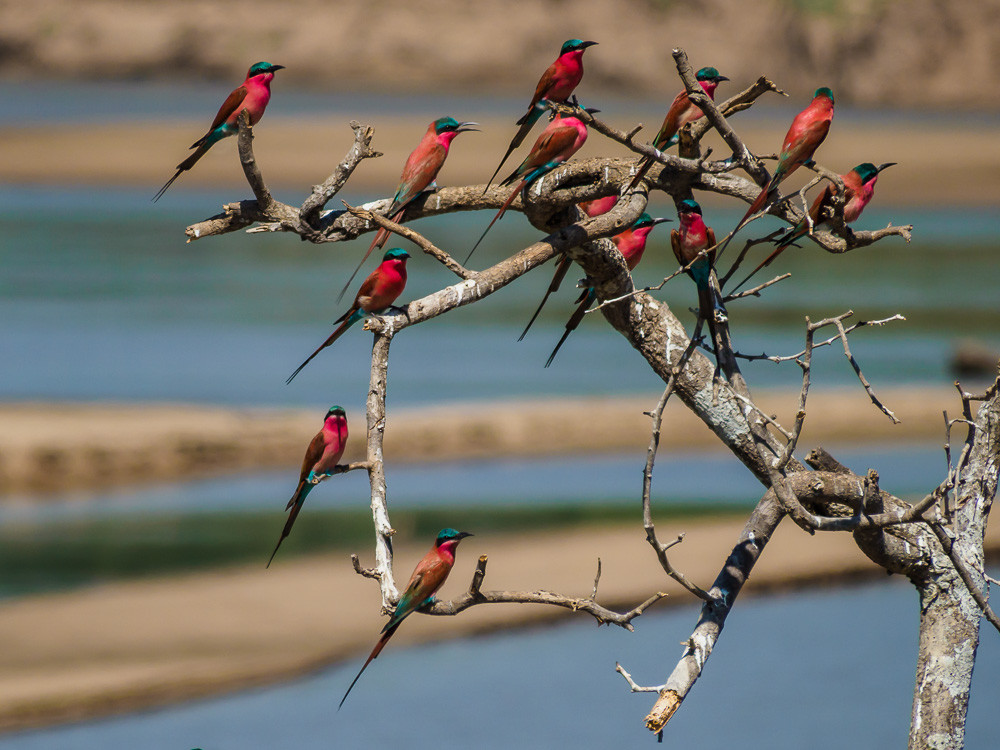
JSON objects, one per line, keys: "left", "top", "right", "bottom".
{"left": 153, "top": 39, "right": 893, "bottom": 706}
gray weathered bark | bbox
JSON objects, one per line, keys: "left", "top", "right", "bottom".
{"left": 181, "top": 52, "right": 993, "bottom": 748}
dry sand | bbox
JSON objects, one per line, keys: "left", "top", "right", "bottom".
{"left": 0, "top": 386, "right": 992, "bottom": 731}
{"left": 2, "top": 115, "right": 998, "bottom": 208}
{"left": 6, "top": 513, "right": 999, "bottom": 734}
{"left": 3, "top": 0, "right": 1000, "bottom": 109}
{"left": 0, "top": 386, "right": 964, "bottom": 495}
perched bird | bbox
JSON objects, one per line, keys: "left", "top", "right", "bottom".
{"left": 267, "top": 406, "right": 349, "bottom": 567}
{"left": 339, "top": 528, "right": 473, "bottom": 708}
{"left": 577, "top": 195, "right": 619, "bottom": 218}
{"left": 153, "top": 61, "right": 285, "bottom": 201}
{"left": 339, "top": 117, "right": 477, "bottom": 300}
{"left": 518, "top": 195, "right": 620, "bottom": 341}
{"left": 287, "top": 248, "right": 409, "bottom": 383}
{"left": 626, "top": 67, "right": 728, "bottom": 191}
{"left": 484, "top": 39, "right": 597, "bottom": 193}
{"left": 544, "top": 212, "right": 670, "bottom": 366}
{"left": 671, "top": 199, "right": 725, "bottom": 353}
{"left": 469, "top": 110, "right": 593, "bottom": 263}
{"left": 723, "top": 87, "right": 835, "bottom": 250}
{"left": 729, "top": 161, "right": 895, "bottom": 294}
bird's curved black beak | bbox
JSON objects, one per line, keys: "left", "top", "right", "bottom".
{"left": 457, "top": 122, "right": 480, "bottom": 133}
{"left": 580, "top": 41, "right": 599, "bottom": 49}
{"left": 650, "top": 217, "right": 673, "bottom": 225}
{"left": 716, "top": 75, "right": 730, "bottom": 82}
{"left": 270, "top": 65, "right": 286, "bottom": 72}
{"left": 457, "top": 531, "right": 474, "bottom": 539}
{"left": 876, "top": 162, "right": 897, "bottom": 173}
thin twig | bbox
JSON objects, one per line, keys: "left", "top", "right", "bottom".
{"left": 733, "top": 314, "right": 905, "bottom": 363}
{"left": 589, "top": 249, "right": 712, "bottom": 313}
{"left": 236, "top": 110, "right": 274, "bottom": 210}
{"left": 300, "top": 120, "right": 382, "bottom": 224}
{"left": 343, "top": 201, "right": 474, "bottom": 279}
{"left": 672, "top": 48, "right": 768, "bottom": 185}
{"left": 616, "top": 663, "right": 665, "bottom": 693}
{"left": 833, "top": 316, "right": 899, "bottom": 423}
{"left": 724, "top": 273, "right": 792, "bottom": 301}
{"left": 421, "top": 555, "right": 666, "bottom": 631}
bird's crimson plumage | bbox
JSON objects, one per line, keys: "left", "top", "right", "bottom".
{"left": 153, "top": 62, "right": 284, "bottom": 201}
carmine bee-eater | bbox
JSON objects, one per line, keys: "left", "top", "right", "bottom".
{"left": 339, "top": 528, "right": 473, "bottom": 708}
{"left": 484, "top": 39, "right": 598, "bottom": 193}
{"left": 286, "top": 248, "right": 409, "bottom": 384}
{"left": 578, "top": 195, "right": 619, "bottom": 218}
{"left": 153, "top": 61, "right": 284, "bottom": 201}
{"left": 672, "top": 199, "right": 725, "bottom": 354}
{"left": 267, "top": 406, "right": 348, "bottom": 567}
{"left": 544, "top": 212, "right": 670, "bottom": 366}
{"left": 468, "top": 109, "right": 593, "bottom": 263}
{"left": 626, "top": 67, "right": 728, "bottom": 191}
{"left": 723, "top": 87, "right": 835, "bottom": 250}
{"left": 729, "top": 161, "right": 895, "bottom": 294}
{"left": 518, "top": 195, "right": 620, "bottom": 340}
{"left": 339, "top": 117, "right": 478, "bottom": 300}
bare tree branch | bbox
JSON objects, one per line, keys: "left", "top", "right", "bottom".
{"left": 424, "top": 555, "right": 667, "bottom": 631}
{"left": 301, "top": 120, "right": 382, "bottom": 224}
{"left": 672, "top": 48, "right": 768, "bottom": 185}
{"left": 342, "top": 201, "right": 474, "bottom": 279}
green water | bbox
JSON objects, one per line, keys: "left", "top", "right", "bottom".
{"left": 0, "top": 503, "right": 744, "bottom": 598}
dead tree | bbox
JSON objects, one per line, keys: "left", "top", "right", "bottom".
{"left": 180, "top": 48, "right": 994, "bottom": 749}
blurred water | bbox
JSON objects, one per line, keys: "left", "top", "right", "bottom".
{"left": 0, "top": 440, "right": 949, "bottom": 524}
{"left": 1, "top": 183, "right": 997, "bottom": 410}
{"left": 2, "top": 80, "right": 999, "bottom": 128}
{"left": 1, "top": 81, "right": 998, "bottom": 750}
{"left": 2, "top": 576, "right": 997, "bottom": 750}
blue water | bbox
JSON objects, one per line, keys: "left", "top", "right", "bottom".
{"left": 1, "top": 81, "right": 998, "bottom": 408}
{"left": 1, "top": 181, "right": 997, "bottom": 410}
{"left": 3, "top": 576, "right": 997, "bottom": 750}
{"left": 1, "top": 82, "right": 998, "bottom": 749}
{"left": 0, "top": 440, "right": 949, "bottom": 524}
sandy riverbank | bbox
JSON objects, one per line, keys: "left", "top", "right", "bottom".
{"left": 0, "top": 386, "right": 993, "bottom": 731}
{"left": 2, "top": 115, "right": 998, "bottom": 208}
{"left": 0, "top": 386, "right": 965, "bottom": 495}
{"left": 5, "top": 512, "right": 998, "bottom": 734}
{"left": 2, "top": 0, "right": 999, "bottom": 110}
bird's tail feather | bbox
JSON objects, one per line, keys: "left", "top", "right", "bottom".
{"left": 267, "top": 483, "right": 311, "bottom": 568}
{"left": 697, "top": 281, "right": 725, "bottom": 363}
{"left": 625, "top": 156, "right": 654, "bottom": 192}
{"left": 286, "top": 317, "right": 355, "bottom": 384}
{"left": 484, "top": 140, "right": 519, "bottom": 196}
{"left": 728, "top": 243, "right": 787, "bottom": 296}
{"left": 152, "top": 142, "right": 211, "bottom": 202}
{"left": 716, "top": 179, "right": 774, "bottom": 257}
{"left": 339, "top": 623, "right": 400, "bottom": 709}
{"left": 484, "top": 107, "right": 543, "bottom": 195}
{"left": 519, "top": 257, "right": 572, "bottom": 341}
{"left": 337, "top": 209, "right": 402, "bottom": 302}
{"left": 467, "top": 182, "right": 522, "bottom": 264}
{"left": 544, "top": 289, "right": 595, "bottom": 368}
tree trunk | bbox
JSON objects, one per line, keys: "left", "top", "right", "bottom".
{"left": 909, "top": 559, "right": 982, "bottom": 749}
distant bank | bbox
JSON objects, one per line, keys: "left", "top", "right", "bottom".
{"left": 2, "top": 0, "right": 998, "bottom": 108}
{"left": 2, "top": 514, "right": 998, "bottom": 734}
{"left": 0, "top": 387, "right": 962, "bottom": 496}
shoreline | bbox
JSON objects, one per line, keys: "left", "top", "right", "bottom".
{"left": 0, "top": 387, "right": 962, "bottom": 496}
{"left": 0, "top": 387, "right": 987, "bottom": 732}
{"left": 5, "top": 514, "right": 998, "bottom": 734}
{"left": 0, "top": 116, "right": 998, "bottom": 206}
